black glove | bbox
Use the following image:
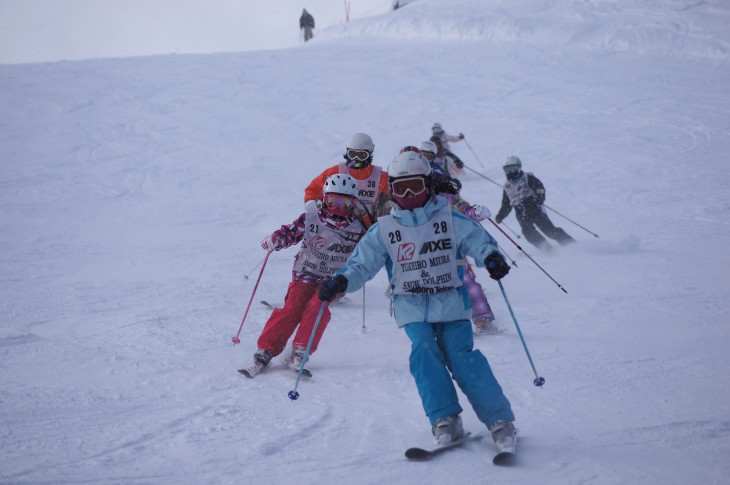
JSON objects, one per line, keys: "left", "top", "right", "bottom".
{"left": 453, "top": 157, "right": 465, "bottom": 169}
{"left": 318, "top": 275, "right": 348, "bottom": 301}
{"left": 495, "top": 215, "right": 504, "bottom": 224}
{"left": 485, "top": 252, "right": 510, "bottom": 280}
{"left": 459, "top": 133, "right": 465, "bottom": 140}
{"left": 432, "top": 177, "right": 461, "bottom": 195}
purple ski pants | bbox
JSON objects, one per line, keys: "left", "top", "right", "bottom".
{"left": 464, "top": 263, "right": 494, "bottom": 321}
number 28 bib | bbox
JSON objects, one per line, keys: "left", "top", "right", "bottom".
{"left": 378, "top": 205, "right": 462, "bottom": 295}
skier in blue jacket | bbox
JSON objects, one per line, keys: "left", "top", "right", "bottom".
{"left": 318, "top": 150, "right": 517, "bottom": 454}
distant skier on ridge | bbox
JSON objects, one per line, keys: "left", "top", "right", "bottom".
{"left": 300, "top": 9, "right": 315, "bottom": 42}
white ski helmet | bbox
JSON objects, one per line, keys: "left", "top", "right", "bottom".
{"left": 323, "top": 174, "right": 359, "bottom": 198}
{"left": 345, "top": 132, "right": 374, "bottom": 153}
{"left": 431, "top": 122, "right": 444, "bottom": 135}
{"left": 418, "top": 140, "right": 437, "bottom": 155}
{"left": 503, "top": 155, "right": 522, "bottom": 170}
{"left": 388, "top": 150, "right": 433, "bottom": 179}
{"left": 388, "top": 151, "right": 433, "bottom": 210}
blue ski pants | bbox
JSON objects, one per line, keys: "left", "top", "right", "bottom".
{"left": 403, "top": 320, "right": 515, "bottom": 428}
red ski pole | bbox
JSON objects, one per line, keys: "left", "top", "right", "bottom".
{"left": 231, "top": 250, "right": 273, "bottom": 345}
{"left": 485, "top": 218, "right": 568, "bottom": 294}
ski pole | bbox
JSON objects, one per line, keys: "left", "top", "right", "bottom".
{"left": 288, "top": 301, "right": 328, "bottom": 400}
{"left": 461, "top": 137, "right": 485, "bottom": 168}
{"left": 362, "top": 284, "right": 367, "bottom": 331}
{"left": 485, "top": 218, "right": 568, "bottom": 294}
{"left": 498, "top": 245, "right": 518, "bottom": 268}
{"left": 543, "top": 205, "right": 599, "bottom": 238}
{"left": 501, "top": 221, "right": 522, "bottom": 239}
{"left": 243, "top": 255, "right": 266, "bottom": 280}
{"left": 232, "top": 251, "right": 273, "bottom": 345}
{"left": 462, "top": 163, "right": 503, "bottom": 189}
{"left": 497, "top": 280, "right": 545, "bottom": 387}
{"left": 462, "top": 161, "right": 595, "bottom": 239}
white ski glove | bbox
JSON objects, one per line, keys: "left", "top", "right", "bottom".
{"left": 304, "top": 199, "right": 321, "bottom": 212}
{"left": 471, "top": 204, "right": 492, "bottom": 222}
{"left": 261, "top": 235, "right": 284, "bottom": 252}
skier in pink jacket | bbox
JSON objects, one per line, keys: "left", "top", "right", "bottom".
{"left": 239, "top": 174, "right": 365, "bottom": 378}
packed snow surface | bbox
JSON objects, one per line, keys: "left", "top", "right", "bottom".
{"left": 1, "top": 0, "right": 729, "bottom": 483}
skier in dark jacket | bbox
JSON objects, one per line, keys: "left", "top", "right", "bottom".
{"left": 494, "top": 156, "right": 575, "bottom": 251}
{"left": 300, "top": 9, "right": 315, "bottom": 42}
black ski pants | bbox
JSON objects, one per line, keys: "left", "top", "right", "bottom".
{"left": 515, "top": 204, "right": 574, "bottom": 249}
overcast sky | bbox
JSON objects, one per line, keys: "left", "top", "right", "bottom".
{"left": 0, "top": 0, "right": 392, "bottom": 64}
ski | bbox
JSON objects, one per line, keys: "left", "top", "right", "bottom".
{"left": 238, "top": 364, "right": 311, "bottom": 379}
{"left": 473, "top": 328, "right": 506, "bottom": 336}
{"left": 493, "top": 450, "right": 515, "bottom": 466}
{"left": 260, "top": 300, "right": 280, "bottom": 310}
{"left": 405, "top": 432, "right": 476, "bottom": 460}
{"left": 294, "top": 367, "right": 313, "bottom": 379}
{"left": 238, "top": 363, "right": 264, "bottom": 378}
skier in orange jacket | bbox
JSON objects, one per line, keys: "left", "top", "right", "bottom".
{"left": 304, "top": 132, "right": 390, "bottom": 228}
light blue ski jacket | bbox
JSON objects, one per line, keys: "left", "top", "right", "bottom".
{"left": 336, "top": 195, "right": 501, "bottom": 327}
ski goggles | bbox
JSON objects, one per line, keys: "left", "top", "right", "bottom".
{"left": 324, "top": 193, "right": 355, "bottom": 210}
{"left": 503, "top": 165, "right": 520, "bottom": 175}
{"left": 346, "top": 149, "right": 370, "bottom": 161}
{"left": 421, "top": 151, "right": 435, "bottom": 161}
{"left": 390, "top": 176, "right": 427, "bottom": 197}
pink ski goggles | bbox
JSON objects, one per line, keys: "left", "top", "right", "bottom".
{"left": 324, "top": 193, "right": 355, "bottom": 216}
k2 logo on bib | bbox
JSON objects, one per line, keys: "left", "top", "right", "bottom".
{"left": 397, "top": 243, "right": 416, "bottom": 261}
{"left": 310, "top": 236, "right": 327, "bottom": 250}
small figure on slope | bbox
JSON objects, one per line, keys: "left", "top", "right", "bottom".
{"left": 419, "top": 141, "right": 499, "bottom": 334}
{"left": 430, "top": 122, "right": 466, "bottom": 177}
{"left": 300, "top": 9, "right": 315, "bottom": 42}
{"left": 494, "top": 156, "right": 575, "bottom": 251}
{"left": 304, "top": 132, "right": 390, "bottom": 228}
{"left": 241, "top": 174, "right": 365, "bottom": 378}
{"left": 318, "top": 150, "right": 517, "bottom": 458}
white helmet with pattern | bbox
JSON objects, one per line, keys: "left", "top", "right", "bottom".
{"left": 323, "top": 174, "right": 359, "bottom": 198}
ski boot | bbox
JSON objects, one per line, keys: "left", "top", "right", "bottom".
{"left": 289, "top": 348, "right": 312, "bottom": 378}
{"left": 473, "top": 315, "right": 499, "bottom": 335}
{"left": 238, "top": 349, "right": 272, "bottom": 378}
{"left": 432, "top": 414, "right": 465, "bottom": 446}
{"left": 489, "top": 420, "right": 517, "bottom": 464}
